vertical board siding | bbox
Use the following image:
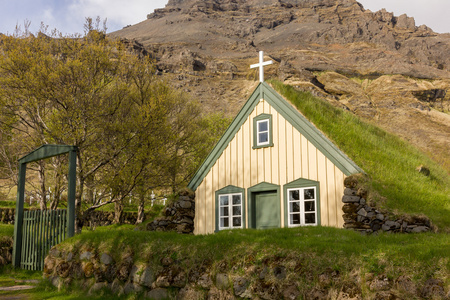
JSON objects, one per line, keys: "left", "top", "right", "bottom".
{"left": 195, "top": 100, "right": 346, "bottom": 234}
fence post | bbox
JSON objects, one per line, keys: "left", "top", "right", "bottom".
{"left": 12, "top": 163, "right": 27, "bottom": 268}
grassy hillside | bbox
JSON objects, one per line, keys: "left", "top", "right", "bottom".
{"left": 270, "top": 81, "right": 450, "bottom": 231}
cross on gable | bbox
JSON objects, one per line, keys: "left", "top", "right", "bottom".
{"left": 250, "top": 51, "right": 273, "bottom": 83}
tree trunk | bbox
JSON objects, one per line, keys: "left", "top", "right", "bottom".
{"left": 136, "top": 194, "right": 145, "bottom": 224}
{"left": 50, "top": 158, "right": 62, "bottom": 210}
{"left": 38, "top": 161, "right": 47, "bottom": 211}
{"left": 114, "top": 200, "right": 124, "bottom": 224}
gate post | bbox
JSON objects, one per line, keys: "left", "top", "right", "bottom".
{"left": 12, "top": 162, "right": 27, "bottom": 267}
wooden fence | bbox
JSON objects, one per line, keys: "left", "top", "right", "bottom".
{"left": 20, "top": 209, "right": 67, "bottom": 271}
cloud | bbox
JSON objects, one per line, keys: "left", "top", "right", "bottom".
{"left": 68, "top": 0, "right": 168, "bottom": 33}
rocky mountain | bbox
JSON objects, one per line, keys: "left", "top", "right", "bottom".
{"left": 111, "top": 0, "right": 450, "bottom": 172}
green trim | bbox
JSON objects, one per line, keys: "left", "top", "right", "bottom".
{"left": 13, "top": 144, "right": 78, "bottom": 269}
{"left": 215, "top": 185, "right": 246, "bottom": 232}
{"left": 247, "top": 182, "right": 280, "bottom": 229}
{"left": 253, "top": 113, "right": 273, "bottom": 149}
{"left": 18, "top": 144, "right": 78, "bottom": 164}
{"left": 283, "top": 178, "right": 321, "bottom": 227}
{"left": 188, "top": 82, "right": 363, "bottom": 191}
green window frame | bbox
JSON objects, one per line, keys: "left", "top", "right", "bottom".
{"left": 253, "top": 113, "right": 273, "bottom": 149}
{"left": 215, "top": 185, "right": 246, "bottom": 232}
{"left": 283, "top": 178, "right": 321, "bottom": 227}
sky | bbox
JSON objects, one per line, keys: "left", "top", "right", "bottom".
{"left": 0, "top": 0, "right": 449, "bottom": 36}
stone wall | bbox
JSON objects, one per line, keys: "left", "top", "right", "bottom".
{"left": 342, "top": 177, "right": 433, "bottom": 234}
{"left": 0, "top": 236, "right": 13, "bottom": 266}
{"left": 43, "top": 244, "right": 448, "bottom": 300}
{"left": 0, "top": 208, "right": 15, "bottom": 224}
{"left": 145, "top": 190, "right": 195, "bottom": 234}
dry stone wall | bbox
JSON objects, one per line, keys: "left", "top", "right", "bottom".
{"left": 342, "top": 177, "right": 433, "bottom": 234}
{"left": 145, "top": 191, "right": 195, "bottom": 234}
{"left": 0, "top": 236, "right": 13, "bottom": 266}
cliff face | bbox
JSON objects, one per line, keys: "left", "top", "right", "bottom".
{"left": 110, "top": 0, "right": 450, "bottom": 172}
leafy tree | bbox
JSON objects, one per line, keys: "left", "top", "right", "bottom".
{"left": 0, "top": 23, "right": 231, "bottom": 230}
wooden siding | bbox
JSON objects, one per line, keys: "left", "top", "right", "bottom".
{"left": 193, "top": 99, "right": 346, "bottom": 235}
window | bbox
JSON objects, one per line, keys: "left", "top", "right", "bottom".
{"left": 253, "top": 114, "right": 273, "bottom": 149}
{"left": 256, "top": 119, "right": 269, "bottom": 146}
{"left": 218, "top": 193, "right": 243, "bottom": 230}
{"left": 287, "top": 187, "right": 317, "bottom": 226}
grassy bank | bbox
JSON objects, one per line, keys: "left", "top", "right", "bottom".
{"left": 270, "top": 81, "right": 450, "bottom": 231}
{"left": 52, "top": 225, "right": 449, "bottom": 298}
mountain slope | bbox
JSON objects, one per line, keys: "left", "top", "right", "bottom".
{"left": 110, "top": 0, "right": 450, "bottom": 172}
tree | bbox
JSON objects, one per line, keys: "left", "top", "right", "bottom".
{"left": 0, "top": 23, "right": 231, "bottom": 230}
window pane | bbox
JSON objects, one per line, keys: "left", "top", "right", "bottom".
{"left": 220, "top": 195, "right": 229, "bottom": 206}
{"left": 290, "top": 213, "right": 300, "bottom": 225}
{"left": 259, "top": 132, "right": 268, "bottom": 143}
{"left": 304, "top": 201, "right": 315, "bottom": 212}
{"left": 304, "top": 189, "right": 315, "bottom": 200}
{"left": 289, "top": 190, "right": 299, "bottom": 201}
{"left": 221, "top": 217, "right": 229, "bottom": 228}
{"left": 220, "top": 207, "right": 229, "bottom": 217}
{"left": 305, "top": 213, "right": 316, "bottom": 224}
{"left": 290, "top": 202, "right": 300, "bottom": 213}
{"left": 232, "top": 206, "right": 241, "bottom": 216}
{"left": 233, "top": 217, "right": 241, "bottom": 227}
{"left": 232, "top": 195, "right": 241, "bottom": 205}
{"left": 258, "top": 120, "right": 268, "bottom": 132}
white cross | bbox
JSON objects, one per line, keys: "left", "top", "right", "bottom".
{"left": 250, "top": 51, "right": 273, "bottom": 83}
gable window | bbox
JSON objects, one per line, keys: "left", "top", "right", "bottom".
{"left": 253, "top": 114, "right": 273, "bottom": 149}
{"left": 287, "top": 187, "right": 317, "bottom": 226}
{"left": 219, "top": 193, "right": 243, "bottom": 230}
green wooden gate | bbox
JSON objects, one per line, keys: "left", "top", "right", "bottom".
{"left": 20, "top": 209, "right": 67, "bottom": 270}
{"left": 13, "top": 145, "right": 78, "bottom": 270}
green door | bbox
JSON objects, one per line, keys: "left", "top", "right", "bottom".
{"left": 254, "top": 191, "right": 280, "bottom": 229}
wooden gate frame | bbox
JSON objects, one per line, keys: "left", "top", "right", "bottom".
{"left": 12, "top": 145, "right": 78, "bottom": 268}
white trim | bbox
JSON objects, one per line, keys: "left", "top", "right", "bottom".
{"left": 218, "top": 193, "right": 243, "bottom": 230}
{"left": 256, "top": 119, "right": 270, "bottom": 146}
{"left": 287, "top": 187, "right": 317, "bottom": 227}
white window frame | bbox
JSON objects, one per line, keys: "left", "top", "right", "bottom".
{"left": 287, "top": 187, "right": 317, "bottom": 227}
{"left": 256, "top": 119, "right": 270, "bottom": 147}
{"left": 218, "top": 193, "right": 243, "bottom": 230}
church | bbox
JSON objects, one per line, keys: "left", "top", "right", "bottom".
{"left": 187, "top": 52, "right": 363, "bottom": 234}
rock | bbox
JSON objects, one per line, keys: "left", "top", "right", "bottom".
{"left": 420, "top": 278, "right": 445, "bottom": 299}
{"left": 198, "top": 273, "right": 212, "bottom": 289}
{"left": 55, "top": 261, "right": 70, "bottom": 278}
{"left": 147, "top": 288, "right": 169, "bottom": 300}
{"left": 233, "top": 277, "right": 249, "bottom": 296}
{"left": 80, "top": 251, "right": 93, "bottom": 261}
{"left": 177, "top": 286, "right": 205, "bottom": 300}
{"left": 140, "top": 267, "right": 155, "bottom": 287}
{"left": 344, "top": 188, "right": 357, "bottom": 196}
{"left": 369, "top": 276, "right": 391, "bottom": 291}
{"left": 216, "top": 273, "right": 229, "bottom": 290}
{"left": 357, "top": 208, "right": 367, "bottom": 217}
{"left": 317, "top": 72, "right": 364, "bottom": 96}
{"left": 411, "top": 226, "right": 429, "bottom": 233}
{"left": 155, "top": 275, "right": 171, "bottom": 288}
{"left": 395, "top": 275, "right": 416, "bottom": 295}
{"left": 179, "top": 200, "right": 192, "bottom": 209}
{"left": 100, "top": 253, "right": 113, "bottom": 265}
{"left": 342, "top": 195, "right": 361, "bottom": 203}
{"left": 88, "top": 282, "right": 107, "bottom": 295}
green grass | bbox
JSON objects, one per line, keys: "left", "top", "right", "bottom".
{"left": 53, "top": 226, "right": 449, "bottom": 295}
{"left": 270, "top": 81, "right": 450, "bottom": 231}
{"left": 0, "top": 224, "right": 13, "bottom": 237}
